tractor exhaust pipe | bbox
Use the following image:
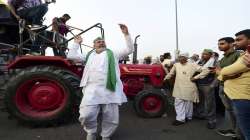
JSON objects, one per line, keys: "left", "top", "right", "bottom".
{"left": 133, "top": 35, "right": 140, "bottom": 64}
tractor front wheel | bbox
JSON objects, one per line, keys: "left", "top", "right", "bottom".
{"left": 4, "top": 66, "right": 80, "bottom": 126}
{"left": 134, "top": 89, "right": 167, "bottom": 118}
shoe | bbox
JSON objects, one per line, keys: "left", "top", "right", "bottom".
{"left": 231, "top": 137, "right": 241, "bottom": 140}
{"left": 216, "top": 129, "right": 236, "bottom": 137}
{"left": 193, "top": 115, "right": 206, "bottom": 120}
{"left": 185, "top": 118, "right": 192, "bottom": 122}
{"left": 207, "top": 122, "right": 216, "bottom": 129}
{"left": 29, "top": 25, "right": 46, "bottom": 31}
{"left": 172, "top": 120, "right": 185, "bottom": 126}
{"left": 86, "top": 134, "right": 96, "bottom": 140}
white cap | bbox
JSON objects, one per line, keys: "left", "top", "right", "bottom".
{"left": 179, "top": 52, "right": 189, "bottom": 58}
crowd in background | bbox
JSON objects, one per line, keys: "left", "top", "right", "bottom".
{"left": 138, "top": 29, "right": 250, "bottom": 140}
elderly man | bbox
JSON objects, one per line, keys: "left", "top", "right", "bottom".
{"left": 165, "top": 53, "right": 209, "bottom": 126}
{"left": 67, "top": 24, "right": 133, "bottom": 140}
{"left": 189, "top": 54, "right": 200, "bottom": 64}
{"left": 194, "top": 49, "right": 217, "bottom": 129}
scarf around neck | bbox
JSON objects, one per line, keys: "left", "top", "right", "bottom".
{"left": 85, "top": 48, "right": 117, "bottom": 92}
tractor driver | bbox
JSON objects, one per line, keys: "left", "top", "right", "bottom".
{"left": 7, "top": 0, "right": 48, "bottom": 29}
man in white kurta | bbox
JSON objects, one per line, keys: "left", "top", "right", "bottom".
{"left": 164, "top": 53, "right": 209, "bottom": 126}
{"left": 67, "top": 24, "right": 133, "bottom": 140}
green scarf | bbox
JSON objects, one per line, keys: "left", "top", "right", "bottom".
{"left": 85, "top": 49, "right": 117, "bottom": 92}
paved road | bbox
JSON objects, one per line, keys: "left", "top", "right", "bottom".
{"left": 0, "top": 101, "right": 230, "bottom": 140}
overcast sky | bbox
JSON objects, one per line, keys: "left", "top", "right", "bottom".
{"left": 3, "top": 0, "right": 250, "bottom": 59}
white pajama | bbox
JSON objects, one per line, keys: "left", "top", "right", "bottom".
{"left": 79, "top": 104, "right": 119, "bottom": 138}
{"left": 175, "top": 98, "right": 193, "bottom": 122}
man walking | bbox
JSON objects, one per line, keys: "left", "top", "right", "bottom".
{"left": 67, "top": 24, "right": 133, "bottom": 140}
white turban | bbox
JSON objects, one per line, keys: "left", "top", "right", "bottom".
{"left": 179, "top": 52, "right": 189, "bottom": 58}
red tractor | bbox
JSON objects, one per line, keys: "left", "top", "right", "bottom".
{"left": 0, "top": 3, "right": 172, "bottom": 126}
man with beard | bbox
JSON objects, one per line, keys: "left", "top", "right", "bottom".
{"left": 165, "top": 53, "right": 209, "bottom": 126}
{"left": 67, "top": 24, "right": 133, "bottom": 140}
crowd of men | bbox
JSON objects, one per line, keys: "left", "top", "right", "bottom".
{"left": 157, "top": 30, "right": 250, "bottom": 140}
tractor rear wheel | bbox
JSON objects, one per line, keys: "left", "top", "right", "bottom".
{"left": 134, "top": 89, "right": 167, "bottom": 118}
{"left": 4, "top": 65, "right": 80, "bottom": 126}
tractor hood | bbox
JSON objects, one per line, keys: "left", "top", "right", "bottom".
{"left": 119, "top": 64, "right": 165, "bottom": 76}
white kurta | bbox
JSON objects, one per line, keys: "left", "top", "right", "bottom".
{"left": 165, "top": 62, "right": 209, "bottom": 102}
{"left": 67, "top": 35, "right": 134, "bottom": 105}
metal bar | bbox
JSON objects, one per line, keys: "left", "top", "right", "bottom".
{"left": 65, "top": 23, "right": 104, "bottom": 43}
{"left": 0, "top": 42, "right": 16, "bottom": 49}
{"left": 81, "top": 43, "right": 94, "bottom": 49}
{"left": 175, "top": 0, "right": 179, "bottom": 52}
{"left": 18, "top": 26, "right": 57, "bottom": 50}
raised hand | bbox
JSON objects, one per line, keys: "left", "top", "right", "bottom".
{"left": 74, "top": 36, "right": 83, "bottom": 44}
{"left": 119, "top": 24, "right": 129, "bottom": 35}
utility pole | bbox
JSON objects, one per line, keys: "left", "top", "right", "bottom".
{"left": 174, "top": 0, "right": 180, "bottom": 58}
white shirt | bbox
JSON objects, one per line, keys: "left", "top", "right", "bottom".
{"left": 67, "top": 35, "right": 134, "bottom": 105}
